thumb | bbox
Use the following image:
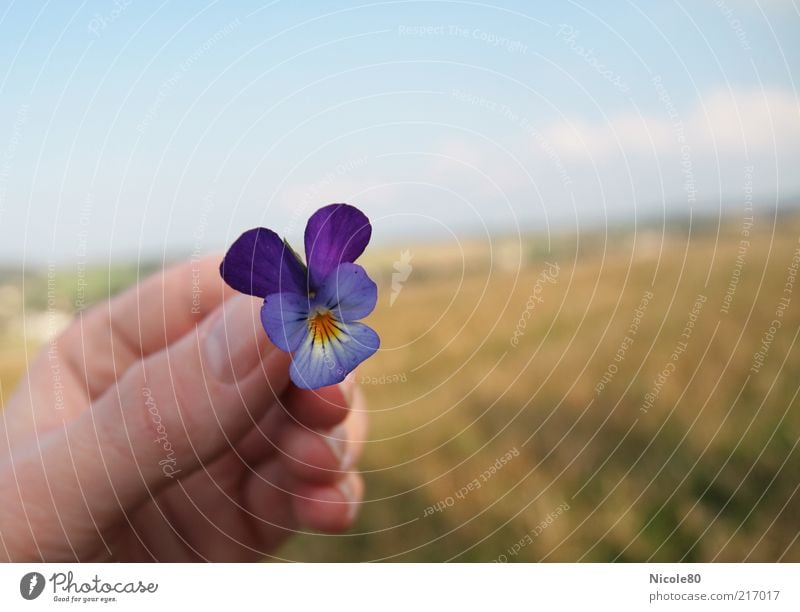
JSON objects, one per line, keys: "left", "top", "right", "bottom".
{"left": 55, "top": 294, "right": 290, "bottom": 521}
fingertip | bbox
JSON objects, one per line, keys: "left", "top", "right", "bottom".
{"left": 277, "top": 423, "right": 350, "bottom": 483}
{"left": 284, "top": 383, "right": 350, "bottom": 429}
{"left": 203, "top": 294, "right": 273, "bottom": 383}
{"left": 291, "top": 475, "right": 363, "bottom": 533}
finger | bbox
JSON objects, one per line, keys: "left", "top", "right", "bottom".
{"left": 245, "top": 459, "right": 363, "bottom": 537}
{"left": 230, "top": 400, "right": 285, "bottom": 468}
{"left": 242, "top": 457, "right": 299, "bottom": 554}
{"left": 275, "top": 394, "right": 368, "bottom": 484}
{"left": 109, "top": 455, "right": 299, "bottom": 561}
{"left": 43, "top": 293, "right": 291, "bottom": 531}
{"left": 283, "top": 379, "right": 353, "bottom": 429}
{"left": 69, "top": 255, "right": 233, "bottom": 398}
{"left": 15, "top": 256, "right": 232, "bottom": 433}
{"left": 232, "top": 378, "right": 356, "bottom": 467}
{"left": 291, "top": 473, "right": 363, "bottom": 533}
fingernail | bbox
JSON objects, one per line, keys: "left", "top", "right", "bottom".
{"left": 204, "top": 295, "right": 271, "bottom": 382}
{"left": 338, "top": 375, "right": 355, "bottom": 405}
{"left": 338, "top": 478, "right": 359, "bottom": 522}
{"left": 323, "top": 424, "right": 348, "bottom": 465}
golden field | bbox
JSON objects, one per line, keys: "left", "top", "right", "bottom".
{"left": 2, "top": 211, "right": 800, "bottom": 561}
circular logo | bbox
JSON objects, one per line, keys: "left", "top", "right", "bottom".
{"left": 20, "top": 572, "right": 45, "bottom": 600}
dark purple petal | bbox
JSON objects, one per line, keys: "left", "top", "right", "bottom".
{"left": 304, "top": 204, "right": 371, "bottom": 288}
{"left": 260, "top": 292, "right": 311, "bottom": 352}
{"left": 289, "top": 320, "right": 379, "bottom": 389}
{"left": 220, "top": 228, "right": 307, "bottom": 298}
{"left": 314, "top": 262, "right": 377, "bottom": 322}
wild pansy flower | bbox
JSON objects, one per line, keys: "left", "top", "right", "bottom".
{"left": 219, "top": 203, "right": 379, "bottom": 389}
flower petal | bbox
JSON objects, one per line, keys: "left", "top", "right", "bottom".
{"left": 220, "top": 228, "right": 307, "bottom": 298}
{"left": 260, "top": 292, "right": 312, "bottom": 352}
{"left": 314, "top": 263, "right": 378, "bottom": 322}
{"left": 289, "top": 321, "right": 379, "bottom": 389}
{"left": 304, "top": 204, "right": 371, "bottom": 288}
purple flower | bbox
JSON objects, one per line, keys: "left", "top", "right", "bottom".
{"left": 219, "top": 203, "right": 379, "bottom": 389}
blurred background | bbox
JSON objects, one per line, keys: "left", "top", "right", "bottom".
{"left": 1, "top": 0, "right": 799, "bottom": 561}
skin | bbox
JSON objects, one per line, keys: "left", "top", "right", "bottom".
{"left": 0, "top": 256, "right": 366, "bottom": 561}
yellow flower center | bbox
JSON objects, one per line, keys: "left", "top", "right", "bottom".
{"left": 308, "top": 308, "right": 343, "bottom": 346}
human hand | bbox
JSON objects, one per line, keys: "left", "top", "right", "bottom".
{"left": 0, "top": 257, "right": 366, "bottom": 561}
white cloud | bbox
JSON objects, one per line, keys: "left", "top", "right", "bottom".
{"left": 542, "top": 88, "right": 800, "bottom": 162}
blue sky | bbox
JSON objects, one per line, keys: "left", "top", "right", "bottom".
{"left": 0, "top": 0, "right": 798, "bottom": 262}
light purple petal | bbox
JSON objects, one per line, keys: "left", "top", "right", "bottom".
{"left": 220, "top": 228, "right": 307, "bottom": 298}
{"left": 260, "top": 292, "right": 311, "bottom": 352}
{"left": 289, "top": 321, "right": 379, "bottom": 389}
{"left": 314, "top": 263, "right": 377, "bottom": 322}
{"left": 304, "top": 204, "right": 371, "bottom": 288}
